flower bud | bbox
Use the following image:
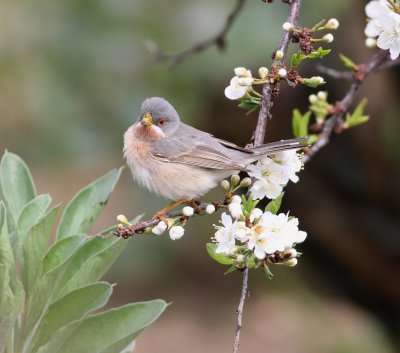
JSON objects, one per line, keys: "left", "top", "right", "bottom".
{"left": 284, "top": 258, "right": 298, "bottom": 267}
{"left": 169, "top": 225, "right": 185, "bottom": 240}
{"left": 275, "top": 50, "right": 284, "bottom": 60}
{"left": 229, "top": 246, "right": 239, "bottom": 256}
{"left": 309, "top": 94, "right": 318, "bottom": 103}
{"left": 231, "top": 174, "right": 240, "bottom": 186}
{"left": 278, "top": 68, "right": 287, "bottom": 78}
{"left": 117, "top": 214, "right": 129, "bottom": 224}
{"left": 182, "top": 206, "right": 194, "bottom": 217}
{"left": 221, "top": 179, "right": 230, "bottom": 190}
{"left": 230, "top": 195, "right": 242, "bottom": 204}
{"left": 236, "top": 254, "right": 245, "bottom": 263}
{"left": 286, "top": 248, "right": 298, "bottom": 258}
{"left": 282, "top": 22, "right": 293, "bottom": 31}
{"left": 258, "top": 67, "right": 269, "bottom": 79}
{"left": 317, "top": 91, "right": 327, "bottom": 100}
{"left": 322, "top": 33, "right": 334, "bottom": 43}
{"left": 152, "top": 221, "right": 167, "bottom": 235}
{"left": 365, "top": 37, "right": 377, "bottom": 48}
{"left": 304, "top": 76, "right": 325, "bottom": 87}
{"left": 239, "top": 177, "right": 251, "bottom": 188}
{"left": 228, "top": 202, "right": 243, "bottom": 219}
{"left": 326, "top": 18, "right": 339, "bottom": 30}
{"left": 234, "top": 67, "right": 247, "bottom": 77}
{"left": 238, "top": 77, "right": 254, "bottom": 86}
{"left": 206, "top": 204, "right": 216, "bottom": 214}
{"left": 250, "top": 208, "right": 263, "bottom": 221}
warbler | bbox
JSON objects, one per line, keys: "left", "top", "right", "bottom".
{"left": 124, "top": 97, "right": 303, "bottom": 213}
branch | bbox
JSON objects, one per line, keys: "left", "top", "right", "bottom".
{"left": 145, "top": 0, "right": 246, "bottom": 68}
{"left": 253, "top": 0, "right": 302, "bottom": 146}
{"left": 303, "top": 49, "right": 391, "bottom": 163}
{"left": 232, "top": 267, "right": 249, "bottom": 353}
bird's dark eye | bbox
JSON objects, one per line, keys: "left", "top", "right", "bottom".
{"left": 157, "top": 119, "right": 166, "bottom": 126}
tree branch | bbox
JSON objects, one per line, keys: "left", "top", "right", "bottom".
{"left": 303, "top": 49, "right": 391, "bottom": 163}
{"left": 145, "top": 0, "right": 246, "bottom": 68}
{"left": 232, "top": 267, "right": 249, "bottom": 353}
{"left": 253, "top": 0, "right": 302, "bottom": 146}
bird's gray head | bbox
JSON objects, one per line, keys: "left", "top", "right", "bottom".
{"left": 138, "top": 97, "right": 180, "bottom": 137}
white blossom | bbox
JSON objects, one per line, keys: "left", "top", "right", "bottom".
{"left": 365, "top": 0, "right": 400, "bottom": 59}
{"left": 278, "top": 68, "right": 287, "bottom": 78}
{"left": 258, "top": 67, "right": 269, "bottom": 79}
{"left": 365, "top": 37, "right": 377, "bottom": 47}
{"left": 182, "top": 206, "right": 194, "bottom": 217}
{"left": 250, "top": 208, "right": 263, "bottom": 222}
{"left": 214, "top": 213, "right": 237, "bottom": 254}
{"left": 230, "top": 195, "right": 242, "bottom": 204}
{"left": 224, "top": 76, "right": 249, "bottom": 100}
{"left": 169, "top": 225, "right": 185, "bottom": 240}
{"left": 234, "top": 67, "right": 252, "bottom": 78}
{"left": 206, "top": 204, "right": 216, "bottom": 214}
{"left": 317, "top": 91, "right": 327, "bottom": 100}
{"left": 152, "top": 221, "right": 167, "bottom": 235}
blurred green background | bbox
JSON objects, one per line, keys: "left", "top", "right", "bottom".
{"left": 1, "top": 0, "right": 399, "bottom": 352}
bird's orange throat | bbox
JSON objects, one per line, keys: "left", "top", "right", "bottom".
{"left": 131, "top": 123, "right": 166, "bottom": 141}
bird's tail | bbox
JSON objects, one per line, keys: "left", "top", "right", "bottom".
{"left": 250, "top": 137, "right": 307, "bottom": 156}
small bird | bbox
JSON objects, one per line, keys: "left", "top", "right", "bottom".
{"left": 124, "top": 97, "right": 303, "bottom": 215}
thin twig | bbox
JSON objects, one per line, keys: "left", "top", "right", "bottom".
{"left": 232, "top": 267, "right": 249, "bottom": 353}
{"left": 253, "top": 0, "right": 302, "bottom": 146}
{"left": 316, "top": 63, "right": 353, "bottom": 80}
{"left": 303, "top": 50, "right": 390, "bottom": 163}
{"left": 145, "top": 0, "right": 246, "bottom": 68}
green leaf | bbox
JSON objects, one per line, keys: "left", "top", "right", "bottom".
{"left": 26, "top": 235, "right": 87, "bottom": 334}
{"left": 224, "top": 265, "right": 238, "bottom": 275}
{"left": 345, "top": 98, "right": 369, "bottom": 128}
{"left": 0, "top": 152, "right": 36, "bottom": 227}
{"left": 306, "top": 134, "right": 319, "bottom": 145}
{"left": 56, "top": 168, "right": 122, "bottom": 240}
{"left": 56, "top": 300, "right": 167, "bottom": 353}
{"left": 312, "top": 18, "right": 326, "bottom": 31}
{"left": 18, "top": 194, "right": 52, "bottom": 237}
{"left": 339, "top": 53, "right": 356, "bottom": 69}
{"left": 29, "top": 282, "right": 113, "bottom": 353}
{"left": 307, "top": 47, "right": 331, "bottom": 59}
{"left": 21, "top": 206, "right": 58, "bottom": 294}
{"left": 206, "top": 243, "right": 234, "bottom": 265}
{"left": 0, "top": 202, "right": 15, "bottom": 278}
{"left": 292, "top": 109, "right": 311, "bottom": 138}
{"left": 53, "top": 236, "right": 127, "bottom": 300}
{"left": 265, "top": 192, "right": 284, "bottom": 214}
{"left": 291, "top": 51, "right": 306, "bottom": 68}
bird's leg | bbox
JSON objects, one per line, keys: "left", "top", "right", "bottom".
{"left": 152, "top": 198, "right": 188, "bottom": 222}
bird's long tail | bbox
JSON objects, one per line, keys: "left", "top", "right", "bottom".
{"left": 250, "top": 137, "right": 307, "bottom": 155}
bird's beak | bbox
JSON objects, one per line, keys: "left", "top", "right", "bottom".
{"left": 141, "top": 112, "right": 153, "bottom": 126}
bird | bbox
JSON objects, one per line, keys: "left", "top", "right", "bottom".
{"left": 124, "top": 97, "right": 304, "bottom": 217}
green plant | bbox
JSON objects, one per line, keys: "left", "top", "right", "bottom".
{"left": 0, "top": 151, "right": 166, "bottom": 353}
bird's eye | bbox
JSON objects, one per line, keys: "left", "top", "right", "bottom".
{"left": 157, "top": 119, "right": 166, "bottom": 126}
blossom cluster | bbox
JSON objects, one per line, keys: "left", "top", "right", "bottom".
{"left": 247, "top": 150, "right": 303, "bottom": 200}
{"left": 214, "top": 206, "right": 306, "bottom": 266}
{"left": 365, "top": 0, "right": 400, "bottom": 59}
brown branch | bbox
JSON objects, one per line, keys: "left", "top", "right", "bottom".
{"left": 316, "top": 63, "right": 354, "bottom": 80}
{"left": 232, "top": 267, "right": 249, "bottom": 353}
{"left": 303, "top": 49, "right": 391, "bottom": 163}
{"left": 253, "top": 0, "right": 302, "bottom": 146}
{"left": 145, "top": 0, "right": 246, "bottom": 68}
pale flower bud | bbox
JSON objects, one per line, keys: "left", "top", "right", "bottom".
{"left": 317, "top": 91, "right": 327, "bottom": 100}
{"left": 309, "top": 94, "right": 318, "bottom": 103}
{"left": 287, "top": 248, "right": 298, "bottom": 258}
{"left": 365, "top": 37, "right": 377, "bottom": 48}
{"left": 117, "top": 214, "right": 129, "bottom": 224}
{"left": 284, "top": 258, "right": 298, "bottom": 267}
{"left": 231, "top": 174, "right": 240, "bottom": 186}
{"left": 228, "top": 202, "right": 243, "bottom": 219}
{"left": 250, "top": 208, "right": 263, "bottom": 221}
{"left": 258, "top": 67, "right": 269, "bottom": 79}
{"left": 326, "top": 18, "right": 339, "bottom": 30}
{"left": 182, "top": 206, "right": 194, "bottom": 217}
{"left": 206, "top": 204, "right": 216, "bottom": 214}
{"left": 229, "top": 246, "right": 239, "bottom": 256}
{"left": 278, "top": 68, "right": 287, "bottom": 78}
{"left": 236, "top": 254, "right": 245, "bottom": 263}
{"left": 282, "top": 22, "right": 293, "bottom": 31}
{"left": 152, "top": 221, "right": 167, "bottom": 235}
{"left": 323, "top": 33, "right": 334, "bottom": 43}
{"left": 238, "top": 77, "right": 254, "bottom": 86}
{"left": 230, "top": 195, "right": 242, "bottom": 204}
{"left": 239, "top": 177, "right": 251, "bottom": 188}
{"left": 221, "top": 180, "right": 230, "bottom": 190}
{"left": 275, "top": 50, "right": 284, "bottom": 60}
{"left": 169, "top": 225, "right": 185, "bottom": 240}
{"left": 234, "top": 67, "right": 247, "bottom": 77}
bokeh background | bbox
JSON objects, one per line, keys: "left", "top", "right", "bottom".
{"left": 1, "top": 0, "right": 399, "bottom": 352}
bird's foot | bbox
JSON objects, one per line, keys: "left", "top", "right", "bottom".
{"left": 152, "top": 198, "right": 188, "bottom": 222}
{"left": 186, "top": 199, "right": 202, "bottom": 214}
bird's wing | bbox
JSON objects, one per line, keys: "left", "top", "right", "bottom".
{"left": 212, "top": 137, "right": 254, "bottom": 154}
{"left": 150, "top": 127, "right": 247, "bottom": 171}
